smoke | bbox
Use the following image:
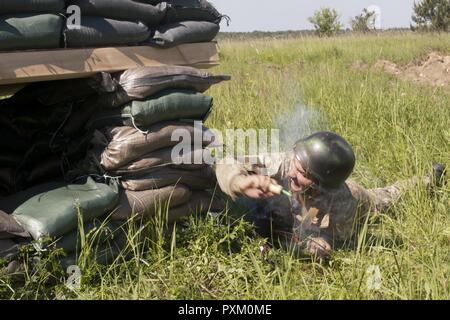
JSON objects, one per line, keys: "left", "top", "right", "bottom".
{"left": 275, "top": 103, "right": 327, "bottom": 151}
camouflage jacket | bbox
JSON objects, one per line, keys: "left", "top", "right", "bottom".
{"left": 215, "top": 152, "right": 376, "bottom": 247}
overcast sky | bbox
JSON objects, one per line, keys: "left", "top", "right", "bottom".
{"left": 211, "top": 0, "right": 416, "bottom": 32}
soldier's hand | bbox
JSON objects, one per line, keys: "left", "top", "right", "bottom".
{"left": 233, "top": 175, "right": 279, "bottom": 199}
{"left": 306, "top": 237, "right": 332, "bottom": 259}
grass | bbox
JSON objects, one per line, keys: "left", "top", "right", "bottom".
{"left": 1, "top": 32, "right": 449, "bottom": 300}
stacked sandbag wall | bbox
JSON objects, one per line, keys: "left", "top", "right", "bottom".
{"left": 0, "top": 0, "right": 229, "bottom": 272}
{"left": 82, "top": 65, "right": 230, "bottom": 223}
{"left": 0, "top": 66, "right": 230, "bottom": 270}
{"left": 0, "top": 0, "right": 65, "bottom": 51}
{"left": 0, "top": 0, "right": 226, "bottom": 51}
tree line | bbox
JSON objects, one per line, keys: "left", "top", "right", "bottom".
{"left": 308, "top": 0, "right": 449, "bottom": 37}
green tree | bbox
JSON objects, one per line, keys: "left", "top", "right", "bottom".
{"left": 351, "top": 8, "right": 376, "bottom": 32}
{"left": 411, "top": 0, "right": 450, "bottom": 31}
{"left": 308, "top": 8, "right": 343, "bottom": 37}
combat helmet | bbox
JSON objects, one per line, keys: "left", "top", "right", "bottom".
{"left": 293, "top": 132, "right": 356, "bottom": 189}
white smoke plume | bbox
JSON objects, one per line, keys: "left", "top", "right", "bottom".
{"left": 275, "top": 103, "right": 328, "bottom": 151}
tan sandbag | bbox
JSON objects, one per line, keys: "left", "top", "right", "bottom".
{"left": 0, "top": 210, "right": 30, "bottom": 239}
{"left": 113, "top": 147, "right": 210, "bottom": 175}
{"left": 167, "top": 191, "right": 225, "bottom": 223}
{"left": 117, "top": 65, "right": 230, "bottom": 101}
{"left": 100, "top": 121, "right": 215, "bottom": 170}
{"left": 111, "top": 185, "right": 192, "bottom": 221}
{"left": 121, "top": 166, "right": 216, "bottom": 191}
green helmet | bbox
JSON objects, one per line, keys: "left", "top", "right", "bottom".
{"left": 293, "top": 132, "right": 356, "bottom": 189}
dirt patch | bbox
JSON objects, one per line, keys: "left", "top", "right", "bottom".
{"left": 350, "top": 60, "right": 369, "bottom": 71}
{"left": 373, "top": 60, "right": 402, "bottom": 75}
{"left": 352, "top": 52, "right": 450, "bottom": 87}
{"left": 402, "top": 52, "right": 450, "bottom": 87}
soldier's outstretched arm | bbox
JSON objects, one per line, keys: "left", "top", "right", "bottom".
{"left": 215, "top": 153, "right": 287, "bottom": 200}
{"left": 215, "top": 156, "right": 252, "bottom": 199}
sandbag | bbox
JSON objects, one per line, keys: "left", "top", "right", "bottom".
{"left": 67, "top": 0, "right": 167, "bottom": 26}
{"left": 55, "top": 219, "right": 123, "bottom": 255}
{"left": 59, "top": 227, "right": 128, "bottom": 269}
{"left": 65, "top": 16, "right": 151, "bottom": 48}
{"left": 0, "top": 178, "right": 119, "bottom": 240}
{"left": 165, "top": 0, "right": 224, "bottom": 24}
{"left": 0, "top": 0, "right": 65, "bottom": 14}
{"left": 135, "top": 0, "right": 164, "bottom": 4}
{"left": 89, "top": 90, "right": 213, "bottom": 129}
{"left": 148, "top": 20, "right": 219, "bottom": 48}
{"left": 167, "top": 191, "right": 225, "bottom": 223}
{"left": 0, "top": 181, "right": 63, "bottom": 214}
{"left": 102, "top": 65, "right": 230, "bottom": 107}
{"left": 0, "top": 14, "right": 63, "bottom": 51}
{"left": 0, "top": 210, "right": 30, "bottom": 239}
{"left": 99, "top": 121, "right": 216, "bottom": 170}
{"left": 113, "top": 147, "right": 209, "bottom": 175}
{"left": 9, "top": 72, "right": 116, "bottom": 107}
{"left": 112, "top": 185, "right": 192, "bottom": 221}
{"left": 121, "top": 166, "right": 216, "bottom": 191}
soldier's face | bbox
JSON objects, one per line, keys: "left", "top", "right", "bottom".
{"left": 288, "top": 158, "right": 315, "bottom": 193}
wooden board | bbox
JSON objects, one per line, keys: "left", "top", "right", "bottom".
{"left": 0, "top": 42, "right": 220, "bottom": 87}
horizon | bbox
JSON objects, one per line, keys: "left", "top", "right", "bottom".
{"left": 211, "top": 0, "right": 417, "bottom": 32}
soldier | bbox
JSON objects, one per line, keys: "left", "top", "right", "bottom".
{"left": 215, "top": 131, "right": 445, "bottom": 258}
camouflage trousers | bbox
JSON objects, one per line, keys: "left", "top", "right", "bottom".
{"left": 364, "top": 176, "right": 431, "bottom": 213}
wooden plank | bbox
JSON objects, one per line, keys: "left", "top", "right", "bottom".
{"left": 0, "top": 42, "right": 220, "bottom": 86}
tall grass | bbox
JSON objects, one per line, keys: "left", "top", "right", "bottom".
{"left": 1, "top": 33, "right": 449, "bottom": 300}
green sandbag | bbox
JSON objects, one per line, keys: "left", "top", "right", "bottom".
{"left": 67, "top": 0, "right": 168, "bottom": 27}
{"left": 0, "top": 14, "right": 63, "bottom": 51}
{"left": 165, "top": 0, "right": 224, "bottom": 24}
{"left": 55, "top": 219, "right": 123, "bottom": 255}
{"left": 64, "top": 16, "right": 151, "bottom": 48}
{"left": 59, "top": 227, "right": 128, "bottom": 269}
{"left": 0, "top": 0, "right": 65, "bottom": 14}
{"left": 89, "top": 90, "right": 213, "bottom": 129}
{"left": 148, "top": 20, "right": 220, "bottom": 48}
{"left": 0, "top": 178, "right": 119, "bottom": 240}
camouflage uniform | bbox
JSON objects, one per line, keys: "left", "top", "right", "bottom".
{"left": 215, "top": 152, "right": 430, "bottom": 254}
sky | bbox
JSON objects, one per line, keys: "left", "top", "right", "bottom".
{"left": 211, "top": 0, "right": 417, "bottom": 32}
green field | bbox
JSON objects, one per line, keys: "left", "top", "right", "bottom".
{"left": 1, "top": 33, "right": 449, "bottom": 300}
